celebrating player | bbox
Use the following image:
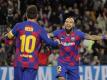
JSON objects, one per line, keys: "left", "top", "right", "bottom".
{"left": 2, "top": 5, "right": 60, "bottom": 80}
{"left": 49, "top": 17, "right": 107, "bottom": 80}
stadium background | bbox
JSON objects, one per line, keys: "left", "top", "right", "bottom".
{"left": 0, "top": 0, "right": 107, "bottom": 80}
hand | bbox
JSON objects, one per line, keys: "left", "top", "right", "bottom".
{"left": 54, "top": 39, "right": 62, "bottom": 48}
{"left": 55, "top": 39, "right": 60, "bottom": 44}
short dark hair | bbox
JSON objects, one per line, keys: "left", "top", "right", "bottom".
{"left": 26, "top": 5, "right": 38, "bottom": 19}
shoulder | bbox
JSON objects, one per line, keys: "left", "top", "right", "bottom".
{"left": 13, "top": 22, "right": 22, "bottom": 29}
{"left": 75, "top": 29, "right": 85, "bottom": 34}
{"left": 37, "top": 25, "right": 45, "bottom": 32}
{"left": 54, "top": 29, "right": 64, "bottom": 33}
{"left": 74, "top": 29, "right": 86, "bottom": 39}
{"left": 35, "top": 25, "right": 47, "bottom": 34}
{"left": 14, "top": 21, "right": 29, "bottom": 27}
{"left": 52, "top": 29, "right": 64, "bottom": 37}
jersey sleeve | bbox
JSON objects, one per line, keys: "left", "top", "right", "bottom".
{"left": 40, "top": 29, "right": 58, "bottom": 47}
{"left": 53, "top": 29, "right": 61, "bottom": 37}
{"left": 77, "top": 30, "right": 86, "bottom": 40}
{"left": 11, "top": 23, "right": 19, "bottom": 36}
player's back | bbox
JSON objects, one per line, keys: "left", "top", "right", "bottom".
{"left": 14, "top": 21, "right": 42, "bottom": 69}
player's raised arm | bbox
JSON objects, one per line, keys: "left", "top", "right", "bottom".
{"left": 84, "top": 34, "right": 107, "bottom": 40}
{"left": 4, "top": 31, "right": 14, "bottom": 39}
{"left": 0, "top": 31, "right": 14, "bottom": 42}
{"left": 1, "top": 23, "right": 19, "bottom": 40}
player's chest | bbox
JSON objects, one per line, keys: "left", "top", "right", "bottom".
{"left": 58, "top": 33, "right": 80, "bottom": 46}
{"left": 59, "top": 33, "right": 80, "bottom": 42}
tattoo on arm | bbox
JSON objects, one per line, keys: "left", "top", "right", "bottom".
{"left": 84, "top": 34, "right": 102, "bottom": 40}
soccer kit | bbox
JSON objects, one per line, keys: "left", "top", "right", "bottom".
{"left": 53, "top": 29, "right": 85, "bottom": 80}
{"left": 8, "top": 21, "right": 58, "bottom": 80}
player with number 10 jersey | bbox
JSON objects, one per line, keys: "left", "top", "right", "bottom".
{"left": 8, "top": 21, "right": 58, "bottom": 69}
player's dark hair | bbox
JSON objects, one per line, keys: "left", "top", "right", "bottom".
{"left": 26, "top": 5, "right": 38, "bottom": 19}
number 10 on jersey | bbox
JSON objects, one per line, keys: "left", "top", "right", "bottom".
{"left": 20, "top": 35, "right": 36, "bottom": 53}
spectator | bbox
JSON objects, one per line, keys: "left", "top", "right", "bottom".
{"left": 91, "top": 56, "right": 100, "bottom": 65}
{"left": 48, "top": 49, "right": 59, "bottom": 66}
{"left": 38, "top": 42, "right": 51, "bottom": 66}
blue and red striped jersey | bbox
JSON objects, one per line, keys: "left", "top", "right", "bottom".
{"left": 53, "top": 29, "right": 85, "bottom": 66}
{"left": 10, "top": 21, "right": 58, "bottom": 69}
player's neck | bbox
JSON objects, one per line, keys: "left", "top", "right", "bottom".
{"left": 65, "top": 28, "right": 73, "bottom": 35}
{"left": 27, "top": 18, "right": 37, "bottom": 23}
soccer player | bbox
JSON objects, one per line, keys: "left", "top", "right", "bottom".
{"left": 49, "top": 17, "right": 107, "bottom": 80}
{"left": 3, "top": 5, "right": 59, "bottom": 80}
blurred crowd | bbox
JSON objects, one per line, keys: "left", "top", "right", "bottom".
{"left": 0, "top": 0, "right": 107, "bottom": 66}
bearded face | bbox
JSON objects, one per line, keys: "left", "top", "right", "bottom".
{"left": 64, "top": 17, "right": 75, "bottom": 34}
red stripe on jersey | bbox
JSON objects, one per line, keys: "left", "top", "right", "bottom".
{"left": 31, "top": 32, "right": 37, "bottom": 36}
{"left": 60, "top": 51, "right": 65, "bottom": 56}
{"left": 29, "top": 57, "right": 35, "bottom": 62}
{"left": 76, "top": 36, "right": 80, "bottom": 40}
{"left": 70, "top": 52, "right": 75, "bottom": 56}
{"left": 17, "top": 56, "right": 22, "bottom": 62}
{"left": 75, "top": 55, "right": 80, "bottom": 61}
{"left": 19, "top": 30, "right": 25, "bottom": 35}
{"left": 64, "top": 47, "right": 71, "bottom": 52}
{"left": 70, "top": 62, "right": 75, "bottom": 66}
{"left": 65, "top": 57, "right": 71, "bottom": 62}
{"left": 34, "top": 51, "right": 39, "bottom": 56}
{"left": 22, "top": 62, "right": 29, "bottom": 67}
{"left": 34, "top": 64, "right": 38, "bottom": 69}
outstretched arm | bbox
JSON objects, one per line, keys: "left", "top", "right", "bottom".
{"left": 40, "top": 30, "right": 60, "bottom": 47}
{"left": 84, "top": 34, "right": 107, "bottom": 40}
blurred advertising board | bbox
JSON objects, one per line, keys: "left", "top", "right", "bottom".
{"left": 0, "top": 66, "right": 107, "bottom": 80}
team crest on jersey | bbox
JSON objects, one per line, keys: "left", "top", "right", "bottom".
{"left": 25, "top": 26, "right": 33, "bottom": 31}
{"left": 61, "top": 37, "right": 64, "bottom": 40}
{"left": 71, "top": 37, "right": 75, "bottom": 41}
{"left": 60, "top": 36, "right": 65, "bottom": 40}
